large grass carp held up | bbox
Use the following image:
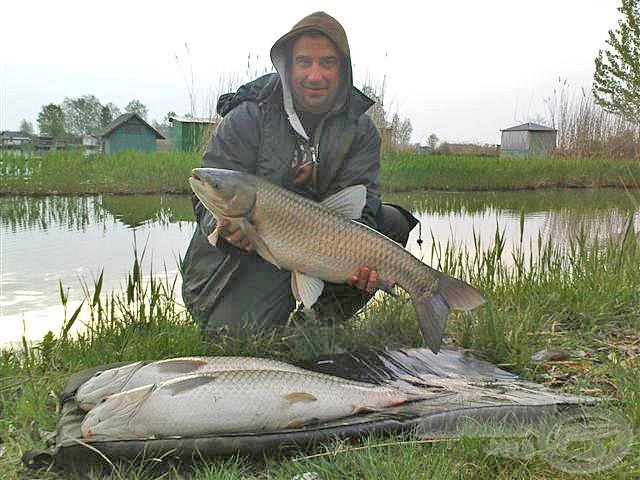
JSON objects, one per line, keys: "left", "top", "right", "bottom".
{"left": 75, "top": 356, "right": 308, "bottom": 411}
{"left": 189, "top": 168, "right": 485, "bottom": 353}
{"left": 80, "top": 369, "right": 422, "bottom": 439}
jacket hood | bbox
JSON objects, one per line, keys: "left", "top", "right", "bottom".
{"left": 270, "top": 11, "right": 353, "bottom": 140}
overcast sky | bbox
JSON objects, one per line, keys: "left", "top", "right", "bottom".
{"left": 0, "top": 0, "right": 620, "bottom": 145}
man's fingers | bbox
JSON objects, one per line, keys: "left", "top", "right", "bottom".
{"left": 356, "top": 266, "right": 369, "bottom": 291}
{"left": 346, "top": 266, "right": 382, "bottom": 294}
{"left": 293, "top": 163, "right": 314, "bottom": 186}
{"left": 229, "top": 232, "right": 253, "bottom": 251}
{"left": 217, "top": 221, "right": 237, "bottom": 237}
{"left": 366, "top": 270, "right": 378, "bottom": 293}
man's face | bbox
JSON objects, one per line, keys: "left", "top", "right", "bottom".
{"left": 290, "top": 34, "right": 342, "bottom": 114}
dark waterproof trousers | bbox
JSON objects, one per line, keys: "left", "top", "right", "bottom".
{"left": 182, "top": 204, "right": 417, "bottom": 338}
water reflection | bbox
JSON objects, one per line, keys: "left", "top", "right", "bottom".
{"left": 385, "top": 189, "right": 639, "bottom": 259}
{"left": 0, "top": 194, "right": 196, "bottom": 231}
{"left": 1, "top": 194, "right": 196, "bottom": 345}
{"left": 101, "top": 194, "right": 195, "bottom": 228}
{"left": 1, "top": 189, "right": 638, "bottom": 346}
{"left": 0, "top": 195, "right": 108, "bottom": 232}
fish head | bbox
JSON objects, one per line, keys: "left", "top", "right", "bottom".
{"left": 80, "top": 384, "right": 154, "bottom": 439}
{"left": 75, "top": 361, "right": 145, "bottom": 410}
{"left": 190, "top": 168, "right": 257, "bottom": 219}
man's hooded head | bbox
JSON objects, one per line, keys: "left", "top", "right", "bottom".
{"left": 270, "top": 12, "right": 352, "bottom": 140}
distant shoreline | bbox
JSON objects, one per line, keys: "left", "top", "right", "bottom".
{"left": 2, "top": 151, "right": 638, "bottom": 195}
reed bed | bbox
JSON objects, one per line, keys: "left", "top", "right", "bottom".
{"left": 546, "top": 80, "right": 640, "bottom": 159}
{"left": 1, "top": 217, "right": 638, "bottom": 478}
{"left": 2, "top": 150, "right": 638, "bottom": 195}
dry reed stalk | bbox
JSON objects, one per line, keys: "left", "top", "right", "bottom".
{"left": 546, "top": 79, "right": 639, "bottom": 159}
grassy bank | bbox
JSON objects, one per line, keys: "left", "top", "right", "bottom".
{"left": 380, "top": 152, "right": 640, "bottom": 192}
{"left": 2, "top": 151, "right": 638, "bottom": 194}
{"left": 1, "top": 221, "right": 638, "bottom": 478}
{"left": 1, "top": 151, "right": 200, "bottom": 195}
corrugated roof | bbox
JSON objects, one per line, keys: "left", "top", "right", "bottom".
{"left": 101, "top": 113, "right": 165, "bottom": 139}
{"left": 0, "top": 130, "right": 33, "bottom": 138}
{"left": 168, "top": 115, "right": 218, "bottom": 124}
{"left": 501, "top": 122, "right": 556, "bottom": 132}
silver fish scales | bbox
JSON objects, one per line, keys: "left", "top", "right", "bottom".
{"left": 75, "top": 356, "right": 308, "bottom": 411}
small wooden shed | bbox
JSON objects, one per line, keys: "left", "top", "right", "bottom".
{"left": 500, "top": 122, "right": 557, "bottom": 158}
{"left": 101, "top": 113, "right": 165, "bottom": 154}
{"left": 168, "top": 115, "right": 218, "bottom": 153}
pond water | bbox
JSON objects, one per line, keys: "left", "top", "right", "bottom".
{"left": 1, "top": 189, "right": 638, "bottom": 346}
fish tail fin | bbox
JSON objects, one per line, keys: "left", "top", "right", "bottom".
{"left": 412, "top": 274, "right": 485, "bottom": 354}
{"left": 438, "top": 275, "right": 486, "bottom": 311}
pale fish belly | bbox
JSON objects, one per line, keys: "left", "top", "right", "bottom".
{"left": 95, "top": 370, "right": 411, "bottom": 439}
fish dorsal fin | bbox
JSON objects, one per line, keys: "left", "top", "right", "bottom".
{"left": 320, "top": 185, "right": 367, "bottom": 219}
{"left": 238, "top": 218, "right": 282, "bottom": 269}
{"left": 291, "top": 272, "right": 325, "bottom": 308}
{"left": 157, "top": 358, "right": 209, "bottom": 374}
{"left": 166, "top": 375, "right": 217, "bottom": 396}
{"left": 284, "top": 392, "right": 318, "bottom": 404}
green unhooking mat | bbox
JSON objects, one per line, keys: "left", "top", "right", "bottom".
{"left": 23, "top": 348, "right": 597, "bottom": 473}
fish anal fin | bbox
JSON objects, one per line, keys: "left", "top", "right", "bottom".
{"left": 286, "top": 417, "right": 320, "bottom": 429}
{"left": 284, "top": 391, "right": 318, "bottom": 404}
{"left": 238, "top": 219, "right": 281, "bottom": 269}
{"left": 320, "top": 185, "right": 366, "bottom": 219}
{"left": 166, "top": 375, "right": 217, "bottom": 396}
{"left": 291, "top": 272, "right": 324, "bottom": 308}
{"left": 157, "top": 358, "right": 209, "bottom": 374}
{"left": 351, "top": 404, "right": 382, "bottom": 415}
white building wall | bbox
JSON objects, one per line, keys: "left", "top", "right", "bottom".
{"left": 501, "top": 131, "right": 529, "bottom": 150}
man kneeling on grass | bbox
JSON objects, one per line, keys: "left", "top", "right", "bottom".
{"left": 181, "top": 11, "right": 417, "bottom": 338}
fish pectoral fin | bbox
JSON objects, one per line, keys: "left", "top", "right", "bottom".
{"left": 291, "top": 272, "right": 325, "bottom": 308}
{"left": 238, "top": 218, "right": 281, "bottom": 269}
{"left": 157, "top": 358, "right": 209, "bottom": 374}
{"left": 166, "top": 375, "right": 218, "bottom": 396}
{"left": 284, "top": 391, "right": 318, "bottom": 404}
{"left": 207, "top": 230, "right": 219, "bottom": 246}
{"left": 286, "top": 417, "right": 320, "bottom": 429}
{"left": 320, "top": 184, "right": 367, "bottom": 219}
